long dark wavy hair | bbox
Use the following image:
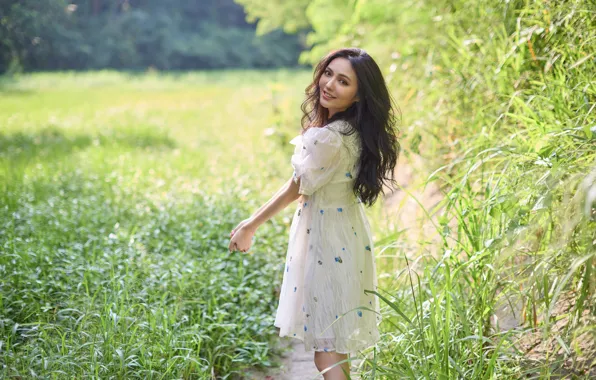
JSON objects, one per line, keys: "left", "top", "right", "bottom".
{"left": 300, "top": 48, "right": 401, "bottom": 207}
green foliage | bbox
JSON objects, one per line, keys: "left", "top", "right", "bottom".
{"left": 238, "top": 0, "right": 596, "bottom": 377}
{"left": 0, "top": 0, "right": 304, "bottom": 73}
{"left": 0, "top": 70, "right": 311, "bottom": 378}
{"left": 0, "top": 0, "right": 73, "bottom": 73}
{"left": 234, "top": 0, "right": 311, "bottom": 35}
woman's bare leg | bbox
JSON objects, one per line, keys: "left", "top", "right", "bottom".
{"left": 314, "top": 351, "right": 350, "bottom": 379}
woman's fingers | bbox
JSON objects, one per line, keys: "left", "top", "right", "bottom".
{"left": 231, "top": 219, "right": 249, "bottom": 237}
{"left": 228, "top": 222, "right": 252, "bottom": 253}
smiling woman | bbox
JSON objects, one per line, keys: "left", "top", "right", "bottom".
{"left": 318, "top": 58, "right": 360, "bottom": 118}
{"left": 229, "top": 48, "right": 400, "bottom": 379}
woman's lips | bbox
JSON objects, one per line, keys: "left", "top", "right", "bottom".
{"left": 322, "top": 90, "right": 335, "bottom": 100}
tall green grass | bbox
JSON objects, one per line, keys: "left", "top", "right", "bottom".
{"left": 338, "top": 0, "right": 596, "bottom": 378}
{"left": 247, "top": 0, "right": 596, "bottom": 377}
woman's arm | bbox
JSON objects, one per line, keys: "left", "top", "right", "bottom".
{"left": 251, "top": 178, "right": 298, "bottom": 218}
{"left": 246, "top": 177, "right": 302, "bottom": 231}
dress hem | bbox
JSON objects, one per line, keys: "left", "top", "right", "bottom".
{"left": 274, "top": 323, "right": 378, "bottom": 356}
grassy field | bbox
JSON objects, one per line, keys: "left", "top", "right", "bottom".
{"left": 1, "top": 70, "right": 352, "bottom": 378}
{"left": 1, "top": 57, "right": 594, "bottom": 378}
{"left": 3, "top": 0, "right": 595, "bottom": 378}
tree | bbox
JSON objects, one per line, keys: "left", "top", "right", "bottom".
{"left": 0, "top": 0, "right": 305, "bottom": 73}
{"left": 0, "top": 0, "right": 73, "bottom": 73}
{"left": 233, "top": 0, "right": 311, "bottom": 35}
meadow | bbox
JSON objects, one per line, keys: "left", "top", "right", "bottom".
{"left": 2, "top": 0, "right": 596, "bottom": 378}
{"left": 0, "top": 70, "right": 341, "bottom": 378}
{"left": 1, "top": 40, "right": 595, "bottom": 379}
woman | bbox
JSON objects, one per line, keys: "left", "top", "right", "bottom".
{"left": 229, "top": 47, "right": 399, "bottom": 379}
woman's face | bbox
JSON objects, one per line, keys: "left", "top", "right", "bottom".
{"left": 318, "top": 57, "right": 359, "bottom": 118}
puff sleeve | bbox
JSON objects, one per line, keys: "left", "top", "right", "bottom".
{"left": 289, "top": 127, "right": 343, "bottom": 196}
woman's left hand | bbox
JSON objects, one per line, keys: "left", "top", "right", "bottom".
{"left": 228, "top": 224, "right": 256, "bottom": 253}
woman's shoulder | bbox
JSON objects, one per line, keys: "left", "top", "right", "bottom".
{"left": 325, "top": 119, "right": 353, "bottom": 133}
{"left": 300, "top": 119, "right": 356, "bottom": 145}
{"left": 326, "top": 119, "right": 361, "bottom": 155}
{"left": 301, "top": 125, "right": 342, "bottom": 148}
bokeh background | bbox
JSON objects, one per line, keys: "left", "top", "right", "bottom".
{"left": 1, "top": 0, "right": 595, "bottom": 378}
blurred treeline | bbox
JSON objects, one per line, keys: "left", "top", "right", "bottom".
{"left": 0, "top": 0, "right": 305, "bottom": 73}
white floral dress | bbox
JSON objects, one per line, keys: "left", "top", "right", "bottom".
{"left": 273, "top": 119, "right": 382, "bottom": 355}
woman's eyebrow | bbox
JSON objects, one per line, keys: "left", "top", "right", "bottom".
{"left": 326, "top": 67, "right": 352, "bottom": 82}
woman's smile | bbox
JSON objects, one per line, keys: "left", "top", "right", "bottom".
{"left": 321, "top": 90, "right": 335, "bottom": 101}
